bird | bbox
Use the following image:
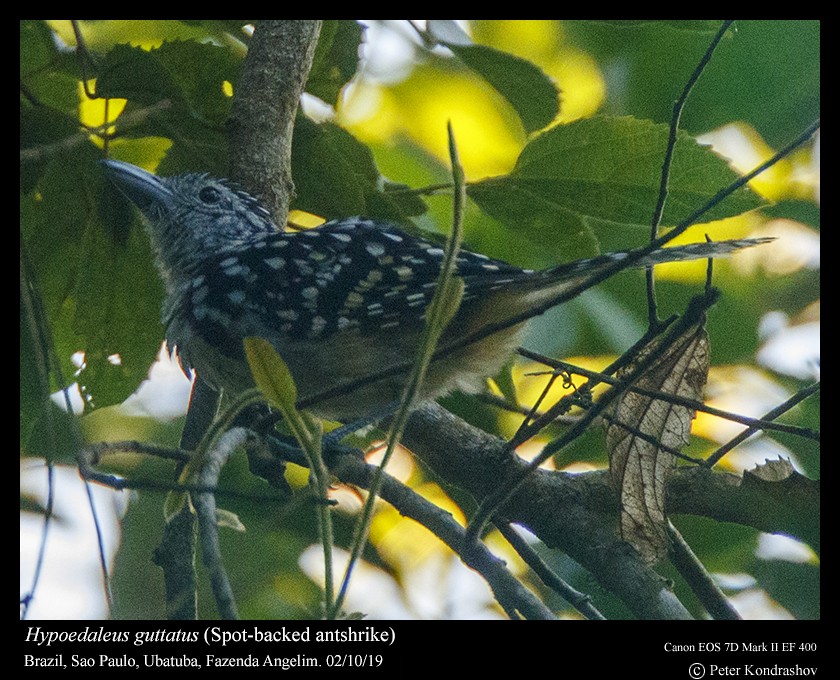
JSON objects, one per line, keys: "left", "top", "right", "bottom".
{"left": 102, "top": 159, "right": 770, "bottom": 423}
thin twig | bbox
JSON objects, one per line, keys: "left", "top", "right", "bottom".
{"left": 22, "top": 244, "right": 115, "bottom": 614}
{"left": 83, "top": 482, "right": 114, "bottom": 612}
{"left": 599, "top": 411, "right": 705, "bottom": 465}
{"left": 509, "top": 371, "right": 561, "bottom": 449}
{"left": 519, "top": 351, "right": 819, "bottom": 442}
{"left": 70, "top": 20, "right": 97, "bottom": 100}
{"left": 20, "top": 462, "right": 55, "bottom": 620}
{"left": 330, "top": 452, "right": 556, "bottom": 620}
{"left": 506, "top": 318, "right": 676, "bottom": 450}
{"left": 646, "top": 20, "right": 734, "bottom": 325}
{"left": 383, "top": 182, "right": 454, "bottom": 197}
{"left": 703, "top": 381, "right": 820, "bottom": 468}
{"left": 667, "top": 520, "right": 740, "bottom": 620}
{"left": 474, "top": 392, "right": 579, "bottom": 426}
{"left": 19, "top": 247, "right": 59, "bottom": 620}
{"left": 333, "top": 122, "right": 467, "bottom": 618}
{"left": 80, "top": 465, "right": 288, "bottom": 504}
{"left": 85, "top": 439, "right": 192, "bottom": 465}
{"left": 496, "top": 522, "right": 606, "bottom": 620}
{"left": 466, "top": 289, "right": 721, "bottom": 544}
{"left": 192, "top": 428, "right": 249, "bottom": 620}
{"left": 20, "top": 78, "right": 40, "bottom": 106}
{"left": 20, "top": 100, "right": 173, "bottom": 163}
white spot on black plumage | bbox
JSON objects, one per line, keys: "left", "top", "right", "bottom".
{"left": 226, "top": 290, "right": 246, "bottom": 304}
{"left": 394, "top": 265, "right": 413, "bottom": 280}
{"left": 365, "top": 241, "right": 386, "bottom": 257}
{"left": 264, "top": 257, "right": 285, "bottom": 270}
{"left": 223, "top": 264, "right": 248, "bottom": 277}
{"left": 205, "top": 307, "right": 231, "bottom": 324}
{"left": 301, "top": 287, "right": 318, "bottom": 300}
{"left": 293, "top": 259, "right": 315, "bottom": 276}
{"left": 192, "top": 286, "right": 209, "bottom": 304}
{"left": 310, "top": 316, "right": 327, "bottom": 333}
{"left": 382, "top": 232, "right": 403, "bottom": 242}
{"left": 345, "top": 291, "right": 364, "bottom": 307}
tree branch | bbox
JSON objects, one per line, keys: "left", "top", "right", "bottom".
{"left": 403, "top": 403, "right": 693, "bottom": 619}
{"left": 228, "top": 20, "right": 322, "bottom": 226}
{"left": 401, "top": 401, "right": 819, "bottom": 618}
{"left": 158, "top": 20, "right": 323, "bottom": 620}
{"left": 331, "top": 453, "right": 556, "bottom": 620}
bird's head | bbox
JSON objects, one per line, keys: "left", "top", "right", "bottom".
{"left": 101, "top": 159, "right": 277, "bottom": 283}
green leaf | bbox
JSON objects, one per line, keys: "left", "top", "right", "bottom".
{"left": 95, "top": 40, "right": 240, "bottom": 174}
{"left": 163, "top": 490, "right": 191, "bottom": 524}
{"left": 20, "top": 21, "right": 80, "bottom": 115}
{"left": 244, "top": 337, "right": 298, "bottom": 413}
{"left": 215, "top": 508, "right": 247, "bottom": 532}
{"left": 21, "top": 149, "right": 164, "bottom": 410}
{"left": 243, "top": 337, "right": 322, "bottom": 459}
{"left": 20, "top": 20, "right": 58, "bottom": 75}
{"left": 306, "top": 20, "right": 363, "bottom": 106}
{"left": 444, "top": 42, "right": 560, "bottom": 134}
{"left": 20, "top": 104, "right": 80, "bottom": 194}
{"left": 291, "top": 116, "right": 427, "bottom": 221}
{"left": 467, "top": 116, "right": 766, "bottom": 259}
{"left": 564, "top": 20, "right": 819, "bottom": 149}
{"left": 491, "top": 361, "right": 519, "bottom": 407}
{"left": 96, "top": 41, "right": 239, "bottom": 121}
{"left": 20, "top": 293, "right": 47, "bottom": 449}
{"left": 24, "top": 400, "right": 81, "bottom": 463}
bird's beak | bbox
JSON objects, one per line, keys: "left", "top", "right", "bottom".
{"left": 101, "top": 159, "right": 174, "bottom": 217}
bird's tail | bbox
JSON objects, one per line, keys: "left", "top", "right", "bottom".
{"left": 538, "top": 237, "right": 774, "bottom": 285}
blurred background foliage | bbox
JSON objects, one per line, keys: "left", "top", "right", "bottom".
{"left": 21, "top": 20, "right": 819, "bottom": 620}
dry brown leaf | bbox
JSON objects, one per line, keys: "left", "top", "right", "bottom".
{"left": 745, "top": 457, "right": 795, "bottom": 482}
{"left": 607, "top": 322, "right": 710, "bottom": 564}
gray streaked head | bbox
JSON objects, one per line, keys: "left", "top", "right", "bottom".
{"left": 102, "top": 160, "right": 277, "bottom": 285}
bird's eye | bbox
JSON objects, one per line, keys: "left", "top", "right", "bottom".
{"left": 199, "top": 186, "right": 222, "bottom": 204}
